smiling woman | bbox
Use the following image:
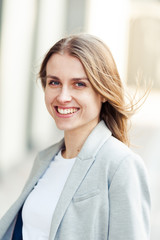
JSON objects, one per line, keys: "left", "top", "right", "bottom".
{"left": 0, "top": 34, "right": 151, "bottom": 240}
{"left": 44, "top": 53, "right": 102, "bottom": 141}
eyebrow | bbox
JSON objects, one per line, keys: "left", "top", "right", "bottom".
{"left": 46, "top": 75, "right": 89, "bottom": 81}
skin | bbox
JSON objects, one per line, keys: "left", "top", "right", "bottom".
{"left": 44, "top": 53, "right": 103, "bottom": 158}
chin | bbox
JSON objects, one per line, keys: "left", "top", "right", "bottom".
{"left": 55, "top": 122, "right": 76, "bottom": 131}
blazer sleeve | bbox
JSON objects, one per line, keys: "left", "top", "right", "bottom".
{"left": 108, "top": 154, "right": 151, "bottom": 240}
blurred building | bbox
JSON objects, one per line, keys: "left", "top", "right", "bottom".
{"left": 0, "top": 0, "right": 160, "bottom": 239}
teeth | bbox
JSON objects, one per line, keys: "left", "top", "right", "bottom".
{"left": 57, "top": 107, "right": 78, "bottom": 115}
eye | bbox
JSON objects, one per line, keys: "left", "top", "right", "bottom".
{"left": 75, "top": 82, "right": 86, "bottom": 87}
{"left": 48, "top": 80, "right": 60, "bottom": 86}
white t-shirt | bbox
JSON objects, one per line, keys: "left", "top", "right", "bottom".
{"left": 22, "top": 150, "right": 76, "bottom": 240}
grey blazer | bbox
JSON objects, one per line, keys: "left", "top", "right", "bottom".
{"left": 0, "top": 121, "right": 151, "bottom": 240}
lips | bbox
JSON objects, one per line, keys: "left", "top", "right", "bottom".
{"left": 55, "top": 107, "right": 80, "bottom": 115}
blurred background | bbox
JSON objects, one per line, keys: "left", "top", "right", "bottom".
{"left": 0, "top": 0, "right": 160, "bottom": 239}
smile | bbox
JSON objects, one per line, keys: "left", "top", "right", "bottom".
{"left": 56, "top": 107, "right": 79, "bottom": 115}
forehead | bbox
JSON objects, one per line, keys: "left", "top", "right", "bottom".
{"left": 46, "top": 53, "right": 87, "bottom": 77}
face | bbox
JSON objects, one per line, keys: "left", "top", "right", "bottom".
{"left": 44, "top": 53, "right": 102, "bottom": 134}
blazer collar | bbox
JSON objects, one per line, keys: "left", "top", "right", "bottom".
{"left": 49, "top": 120, "right": 111, "bottom": 239}
{"left": 38, "top": 120, "right": 111, "bottom": 162}
{"left": 78, "top": 120, "right": 112, "bottom": 160}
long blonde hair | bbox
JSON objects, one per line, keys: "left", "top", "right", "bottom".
{"left": 39, "top": 34, "right": 140, "bottom": 145}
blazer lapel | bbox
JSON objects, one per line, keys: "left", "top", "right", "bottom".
{"left": 49, "top": 156, "right": 95, "bottom": 240}
{"left": 49, "top": 121, "right": 111, "bottom": 239}
{"left": 22, "top": 140, "right": 64, "bottom": 197}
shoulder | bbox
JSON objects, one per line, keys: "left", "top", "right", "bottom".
{"left": 37, "top": 138, "right": 64, "bottom": 159}
{"left": 98, "top": 134, "right": 141, "bottom": 164}
{"left": 27, "top": 139, "right": 64, "bottom": 178}
{"left": 97, "top": 135, "right": 148, "bottom": 185}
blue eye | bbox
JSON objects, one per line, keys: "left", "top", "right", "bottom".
{"left": 49, "top": 80, "right": 60, "bottom": 86}
{"left": 75, "top": 82, "right": 86, "bottom": 87}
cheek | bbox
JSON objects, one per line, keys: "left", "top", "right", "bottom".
{"left": 44, "top": 90, "right": 53, "bottom": 104}
{"left": 44, "top": 91, "right": 54, "bottom": 113}
{"left": 91, "top": 93, "right": 102, "bottom": 110}
{"left": 82, "top": 94, "right": 102, "bottom": 115}
{"left": 44, "top": 93, "right": 55, "bottom": 117}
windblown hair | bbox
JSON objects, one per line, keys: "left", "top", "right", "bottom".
{"left": 39, "top": 34, "right": 139, "bottom": 145}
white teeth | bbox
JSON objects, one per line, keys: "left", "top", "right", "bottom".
{"left": 57, "top": 107, "right": 78, "bottom": 115}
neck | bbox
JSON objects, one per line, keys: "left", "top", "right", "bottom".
{"left": 62, "top": 121, "right": 98, "bottom": 159}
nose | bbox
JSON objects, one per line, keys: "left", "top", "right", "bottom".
{"left": 56, "top": 86, "right": 72, "bottom": 103}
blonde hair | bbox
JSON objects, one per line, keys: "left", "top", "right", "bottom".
{"left": 39, "top": 34, "right": 139, "bottom": 145}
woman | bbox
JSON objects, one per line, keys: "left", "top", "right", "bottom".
{"left": 0, "top": 34, "right": 150, "bottom": 240}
